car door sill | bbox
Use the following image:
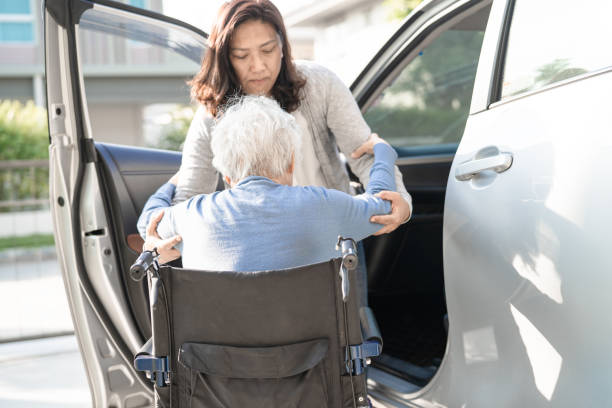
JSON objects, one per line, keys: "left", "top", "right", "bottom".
{"left": 368, "top": 366, "right": 420, "bottom": 407}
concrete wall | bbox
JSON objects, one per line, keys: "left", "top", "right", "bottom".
{"left": 0, "top": 210, "right": 53, "bottom": 238}
{"left": 311, "top": 3, "right": 400, "bottom": 84}
{"left": 88, "top": 103, "right": 144, "bottom": 146}
{"left": 0, "top": 78, "right": 33, "bottom": 102}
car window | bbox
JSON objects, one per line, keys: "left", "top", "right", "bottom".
{"left": 501, "top": 1, "right": 612, "bottom": 99}
{"left": 76, "top": 5, "right": 205, "bottom": 150}
{"left": 363, "top": 17, "right": 486, "bottom": 149}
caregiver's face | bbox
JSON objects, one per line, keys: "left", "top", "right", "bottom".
{"left": 229, "top": 19, "right": 283, "bottom": 96}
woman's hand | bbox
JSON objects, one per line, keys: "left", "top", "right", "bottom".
{"left": 351, "top": 133, "right": 389, "bottom": 159}
{"left": 143, "top": 211, "right": 182, "bottom": 264}
{"left": 352, "top": 134, "right": 410, "bottom": 234}
{"left": 370, "top": 191, "right": 411, "bottom": 235}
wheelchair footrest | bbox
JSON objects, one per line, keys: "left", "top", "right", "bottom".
{"left": 134, "top": 354, "right": 170, "bottom": 387}
{"left": 345, "top": 340, "right": 382, "bottom": 375}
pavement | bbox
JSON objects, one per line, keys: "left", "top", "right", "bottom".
{"left": 0, "top": 246, "right": 73, "bottom": 340}
{"left": 0, "top": 335, "right": 90, "bottom": 407}
{"left": 0, "top": 247, "right": 91, "bottom": 407}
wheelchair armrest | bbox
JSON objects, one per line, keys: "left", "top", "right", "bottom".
{"left": 346, "top": 309, "right": 383, "bottom": 375}
{"left": 136, "top": 337, "right": 153, "bottom": 357}
{"left": 359, "top": 307, "right": 383, "bottom": 349}
{"left": 134, "top": 337, "right": 169, "bottom": 387}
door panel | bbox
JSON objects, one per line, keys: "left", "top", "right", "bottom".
{"left": 96, "top": 143, "right": 181, "bottom": 236}
{"left": 442, "top": 68, "right": 612, "bottom": 408}
{"left": 95, "top": 143, "right": 181, "bottom": 339}
{"left": 438, "top": 0, "right": 612, "bottom": 403}
{"left": 45, "top": 1, "right": 208, "bottom": 405}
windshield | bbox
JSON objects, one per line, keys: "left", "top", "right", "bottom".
{"left": 78, "top": 3, "right": 207, "bottom": 65}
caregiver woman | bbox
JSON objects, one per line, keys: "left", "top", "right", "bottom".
{"left": 176, "top": 0, "right": 412, "bottom": 230}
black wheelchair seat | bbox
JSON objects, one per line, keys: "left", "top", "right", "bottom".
{"left": 131, "top": 238, "right": 382, "bottom": 407}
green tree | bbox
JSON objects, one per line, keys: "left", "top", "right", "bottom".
{"left": 535, "top": 58, "right": 587, "bottom": 87}
{"left": 0, "top": 100, "right": 50, "bottom": 211}
{"left": 151, "top": 105, "right": 195, "bottom": 151}
{"left": 383, "top": 0, "right": 424, "bottom": 20}
{"left": 0, "top": 100, "right": 48, "bottom": 160}
{"left": 363, "top": 30, "right": 485, "bottom": 147}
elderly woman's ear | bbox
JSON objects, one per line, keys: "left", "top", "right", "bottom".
{"left": 288, "top": 153, "right": 295, "bottom": 174}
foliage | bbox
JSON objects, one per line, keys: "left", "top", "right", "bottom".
{"left": 383, "top": 0, "right": 424, "bottom": 21}
{"left": 0, "top": 234, "right": 54, "bottom": 250}
{"left": 152, "top": 105, "right": 196, "bottom": 151}
{"left": 365, "top": 105, "right": 468, "bottom": 146}
{"left": 0, "top": 100, "right": 49, "bottom": 160}
{"left": 0, "top": 165, "right": 49, "bottom": 211}
{"left": 387, "top": 30, "right": 484, "bottom": 106}
{"left": 535, "top": 58, "right": 587, "bottom": 85}
{"left": 363, "top": 30, "right": 485, "bottom": 148}
{"left": 0, "top": 100, "right": 50, "bottom": 211}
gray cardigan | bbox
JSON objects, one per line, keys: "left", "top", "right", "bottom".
{"left": 175, "top": 60, "right": 412, "bottom": 210}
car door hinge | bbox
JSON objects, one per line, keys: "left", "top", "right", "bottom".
{"left": 81, "top": 138, "right": 98, "bottom": 163}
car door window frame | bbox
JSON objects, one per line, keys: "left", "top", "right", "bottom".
{"left": 483, "top": 0, "right": 612, "bottom": 110}
{"left": 468, "top": 0, "right": 512, "bottom": 113}
{"left": 353, "top": 0, "right": 491, "bottom": 161}
{"left": 355, "top": 0, "right": 491, "bottom": 112}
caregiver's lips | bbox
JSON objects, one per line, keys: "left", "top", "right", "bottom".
{"left": 249, "top": 78, "right": 268, "bottom": 85}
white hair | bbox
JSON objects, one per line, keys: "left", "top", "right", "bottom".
{"left": 211, "top": 95, "right": 301, "bottom": 182}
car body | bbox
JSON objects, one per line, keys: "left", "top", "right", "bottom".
{"left": 45, "top": 0, "right": 612, "bottom": 406}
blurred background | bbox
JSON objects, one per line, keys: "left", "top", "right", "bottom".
{"left": 0, "top": 0, "right": 422, "bottom": 406}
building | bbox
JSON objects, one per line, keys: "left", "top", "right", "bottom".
{"left": 0, "top": 0, "right": 46, "bottom": 106}
{"left": 285, "top": 0, "right": 400, "bottom": 85}
{"left": 0, "top": 0, "right": 198, "bottom": 146}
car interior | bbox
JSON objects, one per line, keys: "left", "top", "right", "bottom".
{"left": 86, "top": 0, "right": 492, "bottom": 393}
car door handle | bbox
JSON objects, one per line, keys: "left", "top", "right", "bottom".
{"left": 455, "top": 153, "right": 513, "bottom": 181}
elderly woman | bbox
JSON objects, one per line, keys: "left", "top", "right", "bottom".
{"left": 176, "top": 0, "right": 412, "bottom": 232}
{"left": 137, "top": 96, "right": 398, "bottom": 271}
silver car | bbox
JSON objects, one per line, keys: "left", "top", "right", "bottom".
{"left": 45, "top": 0, "right": 612, "bottom": 406}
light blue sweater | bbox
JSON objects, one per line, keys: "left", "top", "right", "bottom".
{"left": 137, "top": 144, "right": 397, "bottom": 271}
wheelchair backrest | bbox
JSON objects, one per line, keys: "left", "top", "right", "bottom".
{"left": 150, "top": 258, "right": 370, "bottom": 407}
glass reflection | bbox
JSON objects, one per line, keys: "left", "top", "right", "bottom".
{"left": 510, "top": 304, "right": 562, "bottom": 401}
{"left": 462, "top": 326, "right": 499, "bottom": 364}
{"left": 512, "top": 253, "right": 563, "bottom": 304}
{"left": 501, "top": 0, "right": 612, "bottom": 98}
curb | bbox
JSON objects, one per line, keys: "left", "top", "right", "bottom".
{"left": 0, "top": 245, "right": 57, "bottom": 264}
{"left": 0, "top": 334, "right": 78, "bottom": 364}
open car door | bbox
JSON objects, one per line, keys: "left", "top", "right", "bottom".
{"left": 44, "top": 0, "right": 206, "bottom": 405}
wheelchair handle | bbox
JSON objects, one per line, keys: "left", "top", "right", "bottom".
{"left": 337, "top": 237, "right": 358, "bottom": 271}
{"left": 130, "top": 249, "right": 158, "bottom": 281}
{"left": 336, "top": 237, "right": 358, "bottom": 302}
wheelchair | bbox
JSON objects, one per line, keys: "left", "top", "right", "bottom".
{"left": 130, "top": 237, "right": 382, "bottom": 408}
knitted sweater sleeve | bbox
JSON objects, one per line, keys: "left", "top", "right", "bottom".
{"left": 174, "top": 106, "right": 219, "bottom": 203}
{"left": 301, "top": 62, "right": 412, "bottom": 212}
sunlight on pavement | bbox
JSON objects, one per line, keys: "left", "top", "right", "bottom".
{"left": 0, "top": 256, "right": 73, "bottom": 341}
{"left": 0, "top": 336, "right": 90, "bottom": 408}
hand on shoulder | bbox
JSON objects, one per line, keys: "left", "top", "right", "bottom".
{"left": 351, "top": 133, "right": 390, "bottom": 159}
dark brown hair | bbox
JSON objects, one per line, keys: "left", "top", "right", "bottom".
{"left": 189, "top": 0, "right": 306, "bottom": 117}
